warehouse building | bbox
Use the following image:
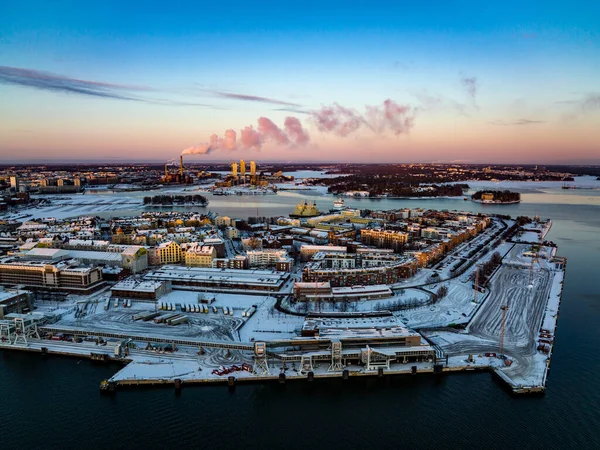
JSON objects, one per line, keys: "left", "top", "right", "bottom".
{"left": 110, "top": 278, "right": 171, "bottom": 300}
{"left": 294, "top": 282, "right": 392, "bottom": 301}
{"left": 145, "top": 266, "right": 290, "bottom": 292}
{"left": 0, "top": 287, "right": 32, "bottom": 319}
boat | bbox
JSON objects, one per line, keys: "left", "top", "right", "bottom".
{"left": 290, "top": 200, "right": 320, "bottom": 218}
{"left": 333, "top": 198, "right": 345, "bottom": 210}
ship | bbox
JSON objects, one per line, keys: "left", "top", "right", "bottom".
{"left": 290, "top": 200, "right": 320, "bottom": 218}
{"left": 333, "top": 198, "right": 345, "bottom": 210}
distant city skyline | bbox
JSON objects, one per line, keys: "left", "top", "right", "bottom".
{"left": 1, "top": 1, "right": 599, "bottom": 164}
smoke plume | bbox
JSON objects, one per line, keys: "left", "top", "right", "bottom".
{"left": 258, "top": 117, "right": 289, "bottom": 145}
{"left": 182, "top": 116, "right": 309, "bottom": 155}
{"left": 223, "top": 129, "right": 237, "bottom": 150}
{"left": 312, "top": 100, "right": 416, "bottom": 137}
{"left": 312, "top": 103, "right": 364, "bottom": 136}
{"left": 181, "top": 144, "right": 214, "bottom": 155}
{"left": 284, "top": 116, "right": 310, "bottom": 145}
{"left": 240, "top": 125, "right": 262, "bottom": 149}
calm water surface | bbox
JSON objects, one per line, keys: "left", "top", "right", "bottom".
{"left": 2, "top": 186, "right": 600, "bottom": 449}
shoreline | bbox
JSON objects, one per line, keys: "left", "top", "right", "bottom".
{"left": 471, "top": 199, "right": 521, "bottom": 205}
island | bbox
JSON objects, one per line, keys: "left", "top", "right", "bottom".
{"left": 143, "top": 194, "right": 209, "bottom": 206}
{"left": 308, "top": 173, "right": 467, "bottom": 198}
{"left": 471, "top": 190, "right": 521, "bottom": 204}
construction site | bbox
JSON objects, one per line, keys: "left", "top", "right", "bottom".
{"left": 0, "top": 218, "right": 565, "bottom": 395}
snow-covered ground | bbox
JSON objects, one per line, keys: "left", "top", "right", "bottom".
{"left": 399, "top": 281, "right": 481, "bottom": 329}
{"left": 424, "top": 242, "right": 565, "bottom": 391}
{"left": 158, "top": 290, "right": 263, "bottom": 317}
{"left": 239, "top": 296, "right": 304, "bottom": 342}
{"left": 52, "top": 296, "right": 243, "bottom": 342}
{"left": 2, "top": 193, "right": 143, "bottom": 221}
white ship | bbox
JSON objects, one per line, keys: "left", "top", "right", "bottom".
{"left": 333, "top": 198, "right": 345, "bottom": 210}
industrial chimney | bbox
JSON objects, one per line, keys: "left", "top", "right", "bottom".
{"left": 179, "top": 155, "right": 184, "bottom": 177}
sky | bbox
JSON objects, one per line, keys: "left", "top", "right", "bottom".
{"left": 1, "top": 1, "right": 599, "bottom": 164}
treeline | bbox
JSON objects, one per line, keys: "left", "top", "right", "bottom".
{"left": 474, "top": 251, "right": 503, "bottom": 287}
{"left": 317, "top": 175, "right": 466, "bottom": 197}
{"left": 143, "top": 195, "right": 208, "bottom": 205}
{"left": 373, "top": 297, "right": 427, "bottom": 311}
{"left": 307, "top": 163, "right": 574, "bottom": 182}
{"left": 472, "top": 190, "right": 520, "bottom": 202}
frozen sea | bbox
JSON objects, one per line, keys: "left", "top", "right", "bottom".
{"left": 1, "top": 177, "right": 600, "bottom": 449}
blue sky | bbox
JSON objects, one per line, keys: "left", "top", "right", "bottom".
{"left": 1, "top": 1, "right": 599, "bottom": 163}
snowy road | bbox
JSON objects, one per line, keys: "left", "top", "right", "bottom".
{"left": 468, "top": 265, "right": 551, "bottom": 350}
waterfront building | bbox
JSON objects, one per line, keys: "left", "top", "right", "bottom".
{"left": 0, "top": 257, "right": 104, "bottom": 292}
{"left": 0, "top": 287, "right": 32, "bottom": 319}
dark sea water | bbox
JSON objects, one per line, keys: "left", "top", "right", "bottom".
{"left": 2, "top": 185, "right": 600, "bottom": 449}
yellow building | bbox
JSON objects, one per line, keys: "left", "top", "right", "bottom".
{"left": 250, "top": 160, "right": 256, "bottom": 176}
{"left": 214, "top": 215, "right": 232, "bottom": 227}
{"left": 112, "top": 227, "right": 133, "bottom": 244}
{"left": 184, "top": 244, "right": 217, "bottom": 267}
{"left": 156, "top": 241, "right": 182, "bottom": 264}
{"left": 225, "top": 226, "right": 239, "bottom": 239}
{"left": 240, "top": 159, "right": 246, "bottom": 176}
{"left": 360, "top": 228, "right": 408, "bottom": 251}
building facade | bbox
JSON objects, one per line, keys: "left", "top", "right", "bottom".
{"left": 0, "top": 258, "right": 104, "bottom": 292}
{"left": 360, "top": 228, "right": 408, "bottom": 252}
{"left": 156, "top": 241, "right": 182, "bottom": 264}
{"left": 184, "top": 244, "right": 217, "bottom": 267}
